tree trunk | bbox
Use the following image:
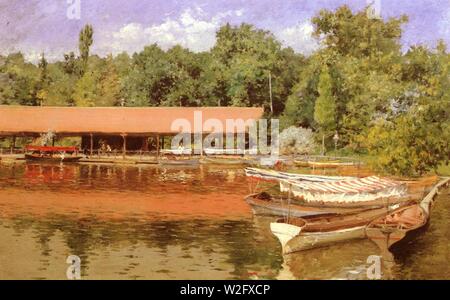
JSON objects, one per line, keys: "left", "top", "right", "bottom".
{"left": 321, "top": 134, "right": 325, "bottom": 156}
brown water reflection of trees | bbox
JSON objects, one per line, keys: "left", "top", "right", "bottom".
{"left": 5, "top": 214, "right": 283, "bottom": 278}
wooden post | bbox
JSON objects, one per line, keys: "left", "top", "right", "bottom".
{"left": 269, "top": 71, "right": 273, "bottom": 114}
{"left": 122, "top": 134, "right": 127, "bottom": 159}
{"left": 200, "top": 134, "right": 204, "bottom": 157}
{"left": 143, "top": 136, "right": 149, "bottom": 152}
{"left": 90, "top": 134, "right": 94, "bottom": 157}
{"left": 156, "top": 134, "right": 160, "bottom": 159}
{"left": 321, "top": 134, "right": 325, "bottom": 156}
{"left": 161, "top": 136, "right": 164, "bottom": 150}
{"left": 10, "top": 136, "right": 16, "bottom": 154}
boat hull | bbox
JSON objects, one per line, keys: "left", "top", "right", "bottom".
{"left": 245, "top": 194, "right": 373, "bottom": 218}
{"left": 294, "top": 160, "right": 357, "bottom": 168}
{"left": 201, "top": 157, "right": 251, "bottom": 165}
{"left": 158, "top": 159, "right": 200, "bottom": 166}
{"left": 365, "top": 204, "right": 428, "bottom": 258}
{"left": 271, "top": 222, "right": 366, "bottom": 254}
{"left": 25, "top": 154, "right": 82, "bottom": 163}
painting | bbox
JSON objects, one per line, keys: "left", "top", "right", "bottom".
{"left": 0, "top": 0, "right": 449, "bottom": 284}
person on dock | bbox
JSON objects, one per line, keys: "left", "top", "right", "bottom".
{"left": 106, "top": 144, "right": 112, "bottom": 156}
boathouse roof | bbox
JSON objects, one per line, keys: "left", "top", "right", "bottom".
{"left": 0, "top": 106, "right": 264, "bottom": 136}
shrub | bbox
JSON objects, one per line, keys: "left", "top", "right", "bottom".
{"left": 366, "top": 113, "right": 449, "bottom": 177}
{"left": 279, "top": 126, "right": 317, "bottom": 155}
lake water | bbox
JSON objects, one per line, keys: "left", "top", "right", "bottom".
{"left": 0, "top": 162, "right": 448, "bottom": 279}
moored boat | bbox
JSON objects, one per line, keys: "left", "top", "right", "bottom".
{"left": 294, "top": 159, "right": 360, "bottom": 168}
{"left": 366, "top": 177, "right": 450, "bottom": 256}
{"left": 160, "top": 148, "right": 193, "bottom": 155}
{"left": 245, "top": 167, "right": 355, "bottom": 183}
{"left": 270, "top": 202, "right": 412, "bottom": 254}
{"left": 271, "top": 220, "right": 366, "bottom": 254}
{"left": 201, "top": 156, "right": 252, "bottom": 165}
{"left": 158, "top": 158, "right": 200, "bottom": 166}
{"left": 308, "top": 161, "right": 357, "bottom": 168}
{"left": 279, "top": 176, "right": 408, "bottom": 207}
{"left": 24, "top": 146, "right": 83, "bottom": 163}
{"left": 245, "top": 192, "right": 389, "bottom": 218}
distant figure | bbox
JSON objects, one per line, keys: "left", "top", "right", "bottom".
{"left": 106, "top": 144, "right": 112, "bottom": 156}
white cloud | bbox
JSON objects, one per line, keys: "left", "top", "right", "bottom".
{"left": 18, "top": 7, "right": 321, "bottom": 63}
{"left": 275, "top": 22, "right": 321, "bottom": 55}
{"left": 101, "top": 7, "right": 245, "bottom": 55}
{"left": 21, "top": 47, "right": 70, "bottom": 64}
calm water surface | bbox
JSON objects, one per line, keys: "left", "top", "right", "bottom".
{"left": 0, "top": 162, "right": 448, "bottom": 279}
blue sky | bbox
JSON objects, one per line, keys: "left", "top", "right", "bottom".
{"left": 0, "top": 0, "right": 449, "bottom": 63}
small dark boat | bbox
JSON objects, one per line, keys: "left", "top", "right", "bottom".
{"left": 25, "top": 154, "right": 83, "bottom": 163}
{"left": 294, "top": 159, "right": 360, "bottom": 169}
{"left": 24, "top": 146, "right": 83, "bottom": 163}
{"left": 201, "top": 156, "right": 252, "bottom": 165}
{"left": 158, "top": 158, "right": 200, "bottom": 166}
{"left": 366, "top": 178, "right": 450, "bottom": 257}
{"left": 245, "top": 192, "right": 412, "bottom": 218}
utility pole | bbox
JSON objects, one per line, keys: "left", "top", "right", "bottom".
{"left": 269, "top": 71, "right": 273, "bottom": 114}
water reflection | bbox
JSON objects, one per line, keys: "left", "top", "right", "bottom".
{"left": 0, "top": 162, "right": 448, "bottom": 279}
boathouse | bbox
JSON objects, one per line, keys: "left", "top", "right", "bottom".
{"left": 0, "top": 106, "right": 264, "bottom": 156}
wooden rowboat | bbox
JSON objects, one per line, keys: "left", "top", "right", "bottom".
{"left": 366, "top": 178, "right": 450, "bottom": 257}
{"left": 245, "top": 192, "right": 389, "bottom": 218}
{"left": 270, "top": 202, "right": 413, "bottom": 254}
{"left": 201, "top": 156, "right": 252, "bottom": 165}
{"left": 158, "top": 159, "right": 200, "bottom": 166}
{"left": 294, "top": 160, "right": 357, "bottom": 168}
{"left": 309, "top": 161, "right": 357, "bottom": 168}
{"left": 271, "top": 222, "right": 366, "bottom": 254}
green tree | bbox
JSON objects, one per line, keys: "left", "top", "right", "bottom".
{"left": 122, "top": 44, "right": 174, "bottom": 106}
{"left": 45, "top": 63, "right": 75, "bottom": 106}
{"left": 280, "top": 57, "right": 320, "bottom": 129}
{"left": 314, "top": 66, "right": 336, "bottom": 153}
{"left": 79, "top": 24, "right": 94, "bottom": 73}
{"left": 367, "top": 107, "right": 448, "bottom": 177}
{"left": 211, "top": 23, "right": 295, "bottom": 112}
{"left": 36, "top": 53, "right": 50, "bottom": 106}
{"left": 72, "top": 57, "right": 102, "bottom": 107}
{"left": 0, "top": 52, "right": 39, "bottom": 105}
{"left": 96, "top": 55, "right": 121, "bottom": 106}
{"left": 312, "top": 5, "right": 407, "bottom": 58}
{"left": 163, "top": 46, "right": 204, "bottom": 107}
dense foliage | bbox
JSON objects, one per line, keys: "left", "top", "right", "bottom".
{"left": 0, "top": 5, "right": 448, "bottom": 176}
